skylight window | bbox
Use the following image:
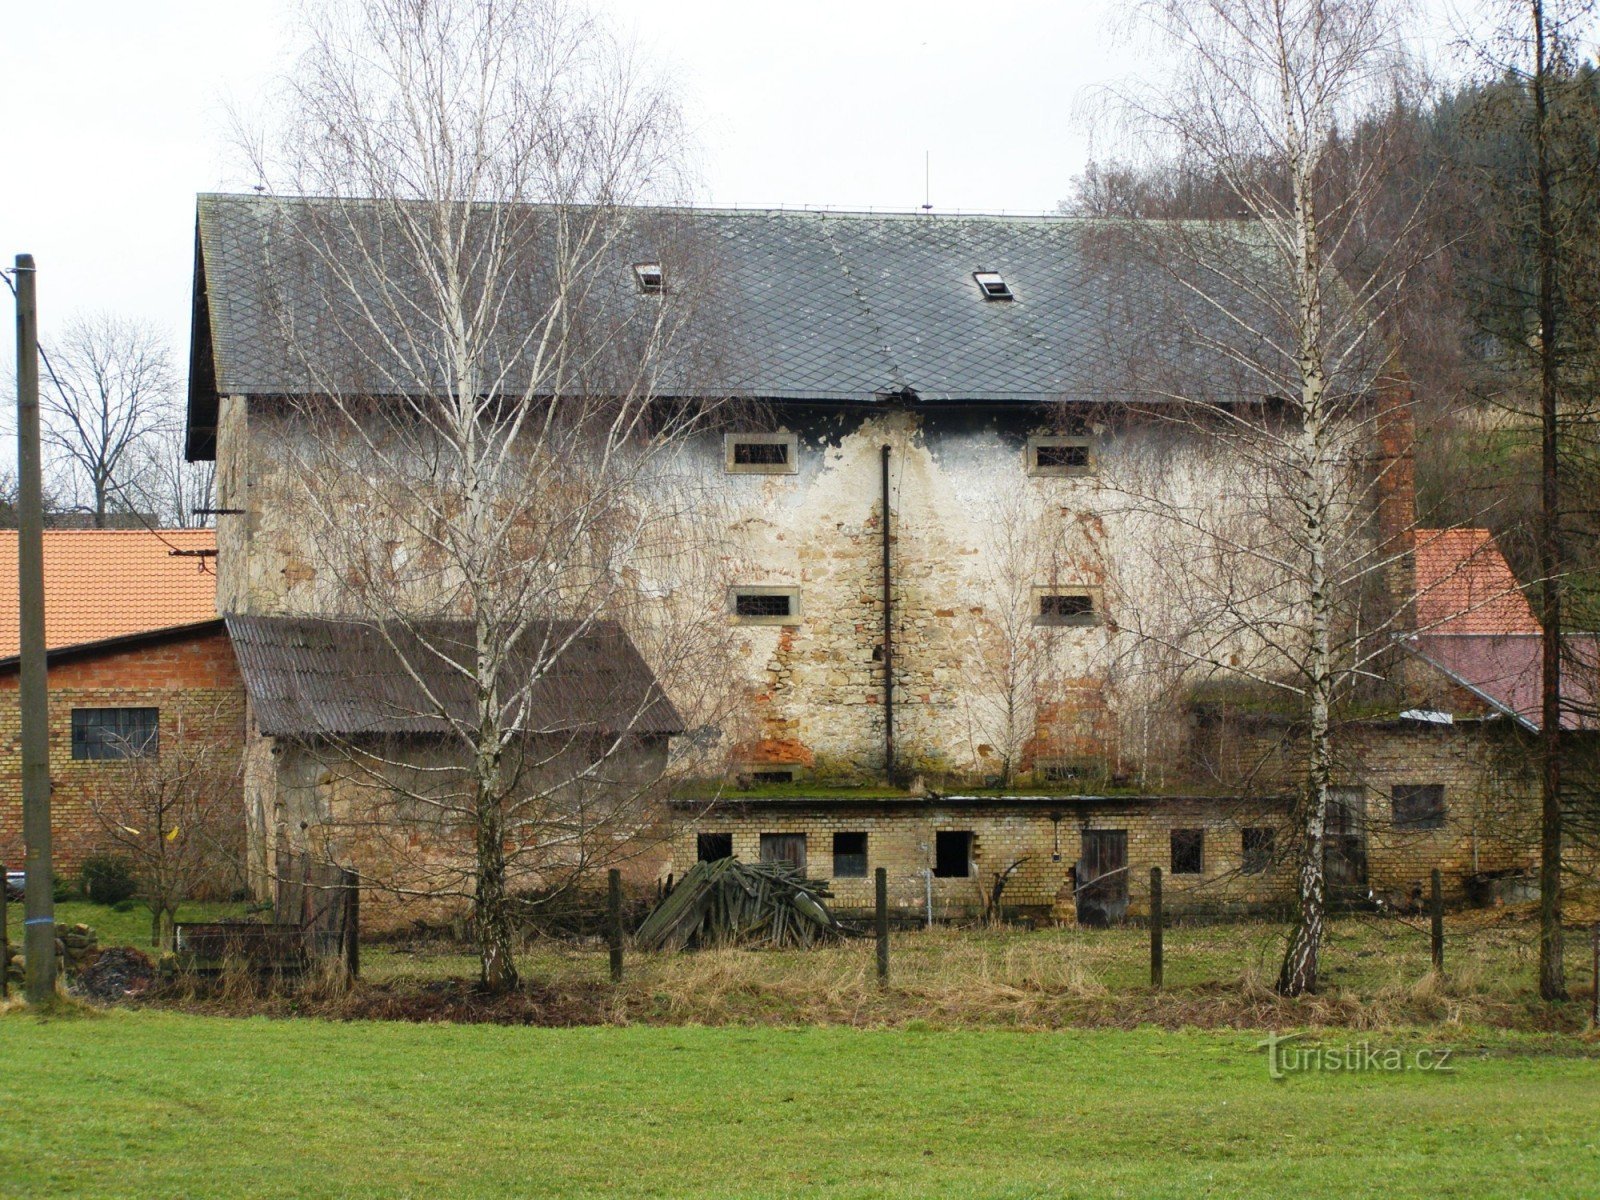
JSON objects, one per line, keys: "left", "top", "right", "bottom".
{"left": 974, "top": 270, "right": 1013, "bottom": 300}
{"left": 633, "top": 262, "right": 664, "bottom": 293}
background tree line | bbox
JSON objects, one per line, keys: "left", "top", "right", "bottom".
{"left": 1, "top": 310, "right": 214, "bottom": 530}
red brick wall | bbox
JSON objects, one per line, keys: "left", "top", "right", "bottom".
{"left": 0, "top": 629, "right": 246, "bottom": 878}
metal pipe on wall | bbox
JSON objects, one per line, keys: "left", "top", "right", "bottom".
{"left": 881, "top": 443, "right": 894, "bottom": 786}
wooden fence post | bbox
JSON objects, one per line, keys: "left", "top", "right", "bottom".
{"left": 608, "top": 868, "right": 624, "bottom": 984}
{"left": 875, "top": 867, "right": 889, "bottom": 986}
{"left": 1, "top": 862, "right": 9, "bottom": 1000}
{"left": 1150, "top": 866, "right": 1163, "bottom": 989}
{"left": 343, "top": 868, "right": 359, "bottom": 980}
{"left": 1430, "top": 868, "right": 1444, "bottom": 974}
{"left": 1591, "top": 921, "right": 1599, "bottom": 1030}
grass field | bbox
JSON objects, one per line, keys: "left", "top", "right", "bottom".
{"left": 1, "top": 1011, "right": 1596, "bottom": 1199}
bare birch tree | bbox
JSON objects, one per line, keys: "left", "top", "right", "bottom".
{"left": 239, "top": 0, "right": 739, "bottom": 991}
{"left": 1090, "top": 0, "right": 1431, "bottom": 994}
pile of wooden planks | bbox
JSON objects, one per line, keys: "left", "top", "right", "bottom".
{"left": 636, "top": 857, "right": 845, "bottom": 951}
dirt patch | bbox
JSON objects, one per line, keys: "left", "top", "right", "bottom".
{"left": 149, "top": 975, "right": 615, "bottom": 1026}
{"left": 74, "top": 947, "right": 156, "bottom": 1003}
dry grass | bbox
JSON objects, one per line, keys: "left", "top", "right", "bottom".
{"left": 141, "top": 904, "right": 1600, "bottom": 1033}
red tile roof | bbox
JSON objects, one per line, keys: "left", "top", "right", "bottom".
{"left": 1414, "top": 528, "right": 1540, "bottom": 635}
{"left": 0, "top": 530, "right": 218, "bottom": 658}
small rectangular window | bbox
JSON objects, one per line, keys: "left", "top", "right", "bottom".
{"left": 697, "top": 832, "right": 733, "bottom": 862}
{"left": 633, "top": 262, "right": 663, "bottom": 293}
{"left": 1036, "top": 589, "right": 1099, "bottom": 626}
{"left": 749, "top": 769, "right": 794, "bottom": 785}
{"left": 934, "top": 830, "right": 973, "bottom": 878}
{"left": 1242, "top": 827, "right": 1275, "bottom": 874}
{"left": 759, "top": 832, "right": 807, "bottom": 873}
{"left": 1029, "top": 436, "right": 1094, "bottom": 477}
{"left": 832, "top": 832, "right": 868, "bottom": 878}
{"left": 1170, "top": 828, "right": 1204, "bottom": 875}
{"left": 736, "top": 593, "right": 791, "bottom": 618}
{"left": 1392, "top": 784, "right": 1445, "bottom": 831}
{"left": 730, "top": 586, "right": 800, "bottom": 625}
{"left": 973, "top": 271, "right": 1013, "bottom": 300}
{"left": 71, "top": 707, "right": 159, "bottom": 761}
{"left": 725, "top": 432, "right": 798, "bottom": 475}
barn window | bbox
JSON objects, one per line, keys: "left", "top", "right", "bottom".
{"left": 1036, "top": 589, "right": 1100, "bottom": 626}
{"left": 1028, "top": 436, "right": 1094, "bottom": 477}
{"left": 973, "top": 271, "right": 1013, "bottom": 300}
{"left": 832, "top": 832, "right": 868, "bottom": 878}
{"left": 934, "top": 830, "right": 974, "bottom": 878}
{"left": 697, "top": 832, "right": 733, "bottom": 862}
{"left": 725, "top": 432, "right": 798, "bottom": 475}
{"left": 1242, "top": 827, "right": 1275, "bottom": 874}
{"left": 633, "top": 262, "right": 663, "bottom": 293}
{"left": 71, "top": 707, "right": 159, "bottom": 761}
{"left": 1170, "top": 828, "right": 1204, "bottom": 875}
{"left": 1392, "top": 784, "right": 1445, "bottom": 830}
{"left": 730, "top": 586, "right": 801, "bottom": 625}
{"left": 759, "top": 832, "right": 807, "bottom": 873}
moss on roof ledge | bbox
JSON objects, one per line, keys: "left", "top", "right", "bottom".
{"left": 668, "top": 779, "right": 1247, "bottom": 808}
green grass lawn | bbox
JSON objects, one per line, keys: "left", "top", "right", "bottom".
{"left": 0, "top": 1012, "right": 1596, "bottom": 1199}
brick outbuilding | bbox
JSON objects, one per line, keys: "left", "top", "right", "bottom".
{"left": 0, "top": 531, "right": 246, "bottom": 877}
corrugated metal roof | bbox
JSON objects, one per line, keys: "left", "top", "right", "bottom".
{"left": 1404, "top": 633, "right": 1598, "bottom": 732}
{"left": 0, "top": 529, "right": 218, "bottom": 656}
{"left": 187, "top": 195, "right": 1298, "bottom": 456}
{"left": 228, "top": 614, "right": 681, "bottom": 739}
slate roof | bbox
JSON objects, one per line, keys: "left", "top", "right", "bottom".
{"left": 187, "top": 194, "right": 1293, "bottom": 458}
{"left": 1413, "top": 528, "right": 1541, "bottom": 635}
{"left": 0, "top": 530, "right": 219, "bottom": 657}
{"left": 227, "top": 614, "right": 682, "bottom": 739}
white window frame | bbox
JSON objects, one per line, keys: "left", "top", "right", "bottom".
{"left": 730, "top": 585, "right": 802, "bottom": 626}
{"left": 1033, "top": 586, "right": 1103, "bottom": 627}
{"left": 1027, "top": 435, "right": 1095, "bottom": 478}
{"left": 633, "top": 262, "right": 664, "bottom": 293}
{"left": 724, "top": 431, "right": 799, "bottom": 475}
{"left": 973, "top": 271, "right": 1014, "bottom": 301}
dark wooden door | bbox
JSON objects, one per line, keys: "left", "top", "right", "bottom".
{"left": 1324, "top": 787, "right": 1368, "bottom": 896}
{"left": 1076, "top": 830, "right": 1128, "bottom": 926}
{"left": 759, "top": 833, "right": 807, "bottom": 873}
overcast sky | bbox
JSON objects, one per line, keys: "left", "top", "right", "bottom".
{"left": 0, "top": 0, "right": 1549, "bottom": 361}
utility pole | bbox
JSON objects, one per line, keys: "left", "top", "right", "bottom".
{"left": 13, "top": 253, "right": 55, "bottom": 1002}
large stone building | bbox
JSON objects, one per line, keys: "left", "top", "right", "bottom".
{"left": 184, "top": 193, "right": 1580, "bottom": 920}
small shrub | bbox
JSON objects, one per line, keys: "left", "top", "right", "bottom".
{"left": 80, "top": 854, "right": 137, "bottom": 906}
{"left": 51, "top": 873, "right": 76, "bottom": 902}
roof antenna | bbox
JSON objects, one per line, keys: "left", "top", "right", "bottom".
{"left": 921, "top": 151, "right": 933, "bottom": 214}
